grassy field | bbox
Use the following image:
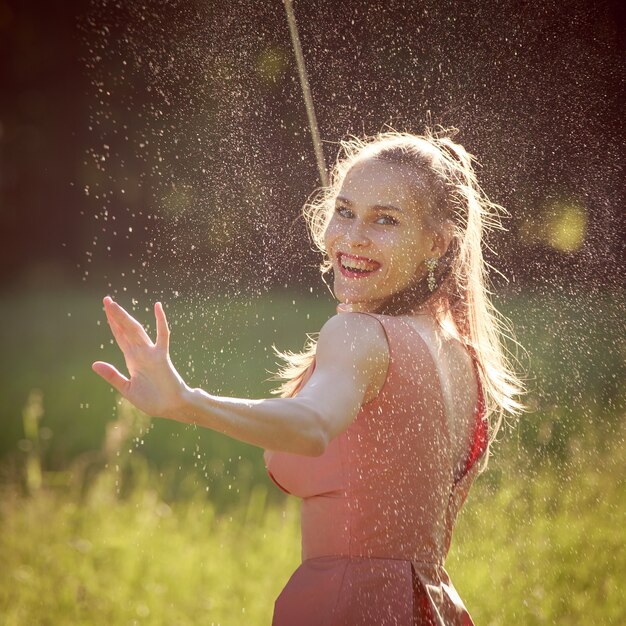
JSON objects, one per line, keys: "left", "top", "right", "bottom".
{"left": 1, "top": 421, "right": 623, "bottom": 626}
{"left": 0, "top": 285, "right": 624, "bottom": 624}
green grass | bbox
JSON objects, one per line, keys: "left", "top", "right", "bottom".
{"left": 446, "top": 423, "right": 626, "bottom": 625}
{"left": 1, "top": 422, "right": 623, "bottom": 625}
{"left": 0, "top": 473, "right": 301, "bottom": 626}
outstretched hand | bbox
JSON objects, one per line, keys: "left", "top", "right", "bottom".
{"left": 92, "top": 296, "right": 189, "bottom": 420}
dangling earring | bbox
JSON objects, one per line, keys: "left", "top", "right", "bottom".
{"left": 424, "top": 257, "right": 438, "bottom": 292}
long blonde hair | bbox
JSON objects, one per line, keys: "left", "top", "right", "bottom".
{"left": 271, "top": 128, "right": 525, "bottom": 471}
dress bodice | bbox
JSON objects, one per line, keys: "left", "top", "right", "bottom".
{"left": 264, "top": 312, "right": 487, "bottom": 563}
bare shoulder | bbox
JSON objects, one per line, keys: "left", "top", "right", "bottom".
{"left": 293, "top": 313, "right": 390, "bottom": 443}
{"left": 315, "top": 312, "right": 389, "bottom": 381}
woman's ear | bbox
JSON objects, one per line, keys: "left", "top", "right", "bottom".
{"left": 430, "top": 220, "right": 455, "bottom": 258}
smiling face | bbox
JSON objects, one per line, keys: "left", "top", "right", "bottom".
{"left": 323, "top": 157, "right": 440, "bottom": 313}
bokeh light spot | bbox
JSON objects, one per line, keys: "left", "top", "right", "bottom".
{"left": 544, "top": 200, "right": 587, "bottom": 252}
{"left": 256, "top": 46, "right": 288, "bottom": 84}
{"left": 520, "top": 198, "right": 588, "bottom": 253}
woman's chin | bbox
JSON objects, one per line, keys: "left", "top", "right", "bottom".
{"left": 337, "top": 302, "right": 363, "bottom": 313}
{"left": 336, "top": 301, "right": 378, "bottom": 313}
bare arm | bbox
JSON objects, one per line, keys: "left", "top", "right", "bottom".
{"left": 93, "top": 298, "right": 387, "bottom": 457}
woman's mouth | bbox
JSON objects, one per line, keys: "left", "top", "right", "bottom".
{"left": 336, "top": 252, "right": 381, "bottom": 279}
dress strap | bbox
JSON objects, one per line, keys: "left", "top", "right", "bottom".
{"left": 454, "top": 349, "right": 489, "bottom": 485}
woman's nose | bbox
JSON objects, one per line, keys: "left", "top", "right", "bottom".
{"left": 346, "top": 220, "right": 371, "bottom": 246}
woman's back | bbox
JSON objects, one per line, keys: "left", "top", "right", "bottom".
{"left": 399, "top": 313, "right": 481, "bottom": 480}
{"left": 264, "top": 312, "right": 487, "bottom": 625}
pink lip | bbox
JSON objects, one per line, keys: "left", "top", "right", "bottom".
{"left": 336, "top": 252, "right": 381, "bottom": 279}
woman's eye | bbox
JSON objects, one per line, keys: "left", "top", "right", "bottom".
{"left": 335, "top": 206, "right": 353, "bottom": 218}
{"left": 334, "top": 206, "right": 398, "bottom": 226}
{"left": 376, "top": 215, "right": 399, "bottom": 226}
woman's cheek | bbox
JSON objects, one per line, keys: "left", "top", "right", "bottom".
{"left": 323, "top": 220, "right": 340, "bottom": 249}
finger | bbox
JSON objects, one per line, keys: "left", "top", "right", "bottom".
{"left": 155, "top": 301, "right": 170, "bottom": 351}
{"left": 105, "top": 310, "right": 133, "bottom": 353}
{"left": 104, "top": 297, "right": 154, "bottom": 346}
{"left": 92, "top": 361, "right": 131, "bottom": 396}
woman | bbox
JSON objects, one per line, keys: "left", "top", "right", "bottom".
{"left": 93, "top": 129, "right": 524, "bottom": 625}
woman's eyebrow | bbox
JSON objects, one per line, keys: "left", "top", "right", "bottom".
{"left": 373, "top": 204, "right": 405, "bottom": 214}
{"left": 335, "top": 195, "right": 353, "bottom": 205}
{"left": 336, "top": 196, "right": 405, "bottom": 214}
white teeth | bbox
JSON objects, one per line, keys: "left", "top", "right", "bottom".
{"left": 340, "top": 255, "right": 378, "bottom": 272}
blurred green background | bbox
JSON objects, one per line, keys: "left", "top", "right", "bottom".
{"left": 1, "top": 0, "right": 625, "bottom": 624}
{"left": 1, "top": 287, "right": 624, "bottom": 625}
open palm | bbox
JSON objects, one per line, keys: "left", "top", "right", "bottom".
{"left": 92, "top": 296, "right": 189, "bottom": 419}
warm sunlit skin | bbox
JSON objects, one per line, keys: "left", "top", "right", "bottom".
{"left": 325, "top": 157, "right": 452, "bottom": 313}
{"left": 92, "top": 296, "right": 386, "bottom": 455}
{"left": 91, "top": 159, "right": 453, "bottom": 456}
{"left": 92, "top": 297, "right": 188, "bottom": 419}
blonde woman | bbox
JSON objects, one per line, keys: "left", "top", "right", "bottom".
{"left": 93, "top": 129, "right": 524, "bottom": 625}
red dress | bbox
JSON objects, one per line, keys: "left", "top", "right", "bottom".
{"left": 264, "top": 313, "right": 488, "bottom": 625}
